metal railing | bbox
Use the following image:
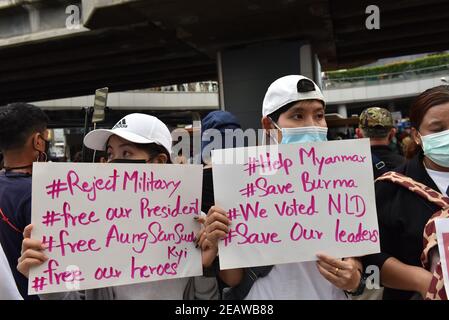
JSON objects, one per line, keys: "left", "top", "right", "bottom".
{"left": 143, "top": 81, "right": 219, "bottom": 93}
{"left": 322, "top": 64, "right": 449, "bottom": 89}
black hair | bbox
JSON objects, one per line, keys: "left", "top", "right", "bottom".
{"left": 361, "top": 127, "right": 390, "bottom": 139}
{"left": 0, "top": 103, "right": 49, "bottom": 151}
{"left": 267, "top": 101, "right": 296, "bottom": 123}
{"left": 136, "top": 143, "right": 172, "bottom": 164}
{"left": 268, "top": 99, "right": 325, "bottom": 123}
{"left": 94, "top": 150, "right": 108, "bottom": 163}
{"left": 104, "top": 135, "right": 172, "bottom": 164}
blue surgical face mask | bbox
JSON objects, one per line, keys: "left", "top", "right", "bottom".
{"left": 420, "top": 129, "right": 449, "bottom": 168}
{"left": 270, "top": 120, "right": 328, "bottom": 144}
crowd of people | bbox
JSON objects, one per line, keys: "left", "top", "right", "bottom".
{"left": 0, "top": 75, "right": 448, "bottom": 300}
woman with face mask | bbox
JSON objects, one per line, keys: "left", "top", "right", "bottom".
{"left": 85, "top": 113, "right": 172, "bottom": 165}
{"left": 17, "top": 113, "right": 219, "bottom": 300}
{"left": 202, "top": 76, "right": 364, "bottom": 300}
{"left": 363, "top": 85, "right": 449, "bottom": 300}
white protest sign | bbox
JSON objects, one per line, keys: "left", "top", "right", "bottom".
{"left": 435, "top": 218, "right": 449, "bottom": 292}
{"left": 29, "top": 163, "right": 203, "bottom": 295}
{"left": 212, "top": 139, "right": 380, "bottom": 270}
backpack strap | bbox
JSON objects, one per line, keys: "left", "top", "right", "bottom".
{"left": 371, "top": 153, "right": 389, "bottom": 178}
{"left": 425, "top": 260, "right": 448, "bottom": 300}
{"left": 376, "top": 171, "right": 449, "bottom": 209}
{"left": 422, "top": 208, "right": 449, "bottom": 269}
{"left": 376, "top": 171, "right": 449, "bottom": 266}
{"left": 0, "top": 208, "right": 22, "bottom": 234}
{"left": 421, "top": 207, "right": 449, "bottom": 300}
{"left": 222, "top": 265, "right": 274, "bottom": 300}
{"left": 376, "top": 171, "right": 449, "bottom": 300}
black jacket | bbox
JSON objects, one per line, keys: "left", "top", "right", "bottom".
{"left": 363, "top": 153, "right": 441, "bottom": 300}
{"left": 371, "top": 145, "right": 405, "bottom": 170}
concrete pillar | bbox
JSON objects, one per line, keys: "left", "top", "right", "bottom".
{"left": 338, "top": 104, "right": 348, "bottom": 118}
{"left": 217, "top": 41, "right": 319, "bottom": 130}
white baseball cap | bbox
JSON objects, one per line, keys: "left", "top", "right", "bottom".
{"left": 84, "top": 113, "right": 172, "bottom": 154}
{"left": 262, "top": 75, "right": 325, "bottom": 117}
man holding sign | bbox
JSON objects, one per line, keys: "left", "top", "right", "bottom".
{"left": 18, "top": 114, "right": 219, "bottom": 300}
{"left": 204, "top": 75, "right": 378, "bottom": 299}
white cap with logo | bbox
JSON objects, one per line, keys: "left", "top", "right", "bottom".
{"left": 262, "top": 75, "right": 325, "bottom": 117}
{"left": 83, "top": 113, "right": 172, "bottom": 154}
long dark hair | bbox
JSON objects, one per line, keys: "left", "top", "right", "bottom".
{"left": 136, "top": 143, "right": 172, "bottom": 164}
{"left": 406, "top": 85, "right": 449, "bottom": 159}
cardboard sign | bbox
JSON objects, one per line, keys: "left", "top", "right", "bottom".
{"left": 29, "top": 163, "right": 203, "bottom": 295}
{"left": 212, "top": 139, "right": 380, "bottom": 269}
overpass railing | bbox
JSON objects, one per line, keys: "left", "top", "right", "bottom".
{"left": 322, "top": 64, "right": 449, "bottom": 89}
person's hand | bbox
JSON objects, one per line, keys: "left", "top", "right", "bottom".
{"left": 316, "top": 253, "right": 362, "bottom": 291}
{"left": 417, "top": 268, "right": 433, "bottom": 299}
{"left": 194, "top": 206, "right": 230, "bottom": 267}
{"left": 194, "top": 215, "right": 217, "bottom": 268}
{"left": 17, "top": 224, "right": 48, "bottom": 278}
{"left": 204, "top": 206, "right": 230, "bottom": 245}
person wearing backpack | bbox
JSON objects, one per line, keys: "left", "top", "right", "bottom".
{"left": 363, "top": 85, "right": 449, "bottom": 300}
{"left": 355, "top": 107, "right": 405, "bottom": 179}
{"left": 0, "top": 103, "right": 50, "bottom": 300}
{"left": 200, "top": 75, "right": 365, "bottom": 300}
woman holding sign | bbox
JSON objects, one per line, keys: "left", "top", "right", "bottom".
{"left": 364, "top": 85, "right": 449, "bottom": 300}
{"left": 202, "top": 75, "right": 365, "bottom": 300}
{"left": 18, "top": 113, "right": 219, "bottom": 300}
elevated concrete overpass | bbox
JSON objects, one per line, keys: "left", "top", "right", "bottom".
{"left": 34, "top": 64, "right": 449, "bottom": 111}
{"left": 2, "top": 0, "right": 449, "bottom": 129}
{"left": 33, "top": 90, "right": 219, "bottom": 128}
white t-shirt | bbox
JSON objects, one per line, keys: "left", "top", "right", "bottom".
{"left": 245, "top": 262, "right": 349, "bottom": 300}
{"left": 0, "top": 243, "right": 22, "bottom": 300}
{"left": 425, "top": 168, "right": 449, "bottom": 195}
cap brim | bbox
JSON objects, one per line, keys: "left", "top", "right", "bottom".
{"left": 83, "top": 128, "right": 161, "bottom": 151}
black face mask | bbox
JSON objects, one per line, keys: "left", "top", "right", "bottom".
{"left": 43, "top": 138, "right": 50, "bottom": 157}
{"left": 4, "top": 133, "right": 49, "bottom": 172}
{"left": 108, "top": 159, "right": 148, "bottom": 164}
{"left": 35, "top": 133, "right": 50, "bottom": 162}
